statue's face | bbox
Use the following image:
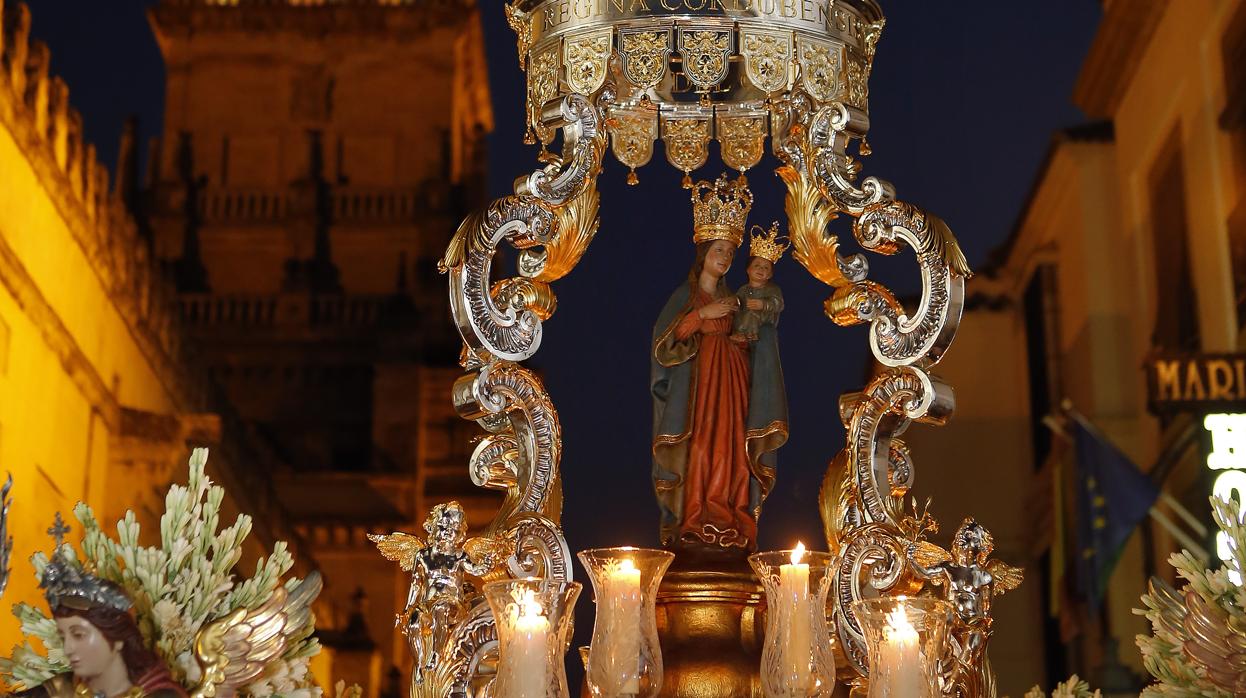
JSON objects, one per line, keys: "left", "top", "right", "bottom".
{"left": 56, "top": 615, "right": 122, "bottom": 681}
{"left": 746, "top": 257, "right": 773, "bottom": 286}
{"left": 704, "top": 240, "right": 735, "bottom": 278}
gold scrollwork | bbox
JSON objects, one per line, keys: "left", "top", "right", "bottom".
{"left": 518, "top": 176, "right": 601, "bottom": 285}
{"left": 740, "top": 28, "right": 792, "bottom": 95}
{"left": 619, "top": 28, "right": 671, "bottom": 89}
{"left": 677, "top": 28, "right": 732, "bottom": 91}
{"left": 528, "top": 42, "right": 561, "bottom": 143}
{"left": 798, "top": 37, "right": 843, "bottom": 104}
{"left": 662, "top": 115, "right": 712, "bottom": 181}
{"left": 563, "top": 28, "right": 612, "bottom": 96}
{"left": 716, "top": 112, "right": 767, "bottom": 174}
{"left": 776, "top": 164, "right": 865, "bottom": 289}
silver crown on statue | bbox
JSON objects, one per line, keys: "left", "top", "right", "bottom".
{"left": 39, "top": 513, "right": 131, "bottom": 613}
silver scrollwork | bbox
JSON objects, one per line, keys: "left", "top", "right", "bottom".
{"left": 454, "top": 361, "right": 562, "bottom": 524}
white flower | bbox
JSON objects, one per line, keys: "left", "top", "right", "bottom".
{"left": 177, "top": 651, "right": 202, "bottom": 684}
{"left": 247, "top": 680, "right": 275, "bottom": 698}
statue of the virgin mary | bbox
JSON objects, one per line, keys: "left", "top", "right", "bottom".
{"left": 651, "top": 175, "right": 789, "bottom": 554}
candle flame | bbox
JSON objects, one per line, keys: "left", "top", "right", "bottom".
{"left": 620, "top": 558, "right": 637, "bottom": 573}
{"left": 884, "top": 604, "right": 919, "bottom": 644}
{"left": 518, "top": 589, "right": 543, "bottom": 619}
{"left": 790, "top": 542, "right": 807, "bottom": 565}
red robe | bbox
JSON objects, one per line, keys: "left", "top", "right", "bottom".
{"left": 670, "top": 288, "right": 755, "bottom": 548}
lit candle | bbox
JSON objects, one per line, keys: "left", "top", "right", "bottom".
{"left": 605, "top": 558, "right": 643, "bottom": 694}
{"left": 504, "top": 589, "right": 550, "bottom": 698}
{"left": 779, "top": 542, "right": 812, "bottom": 692}
{"left": 879, "top": 602, "right": 922, "bottom": 697}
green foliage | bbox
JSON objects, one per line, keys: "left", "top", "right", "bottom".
{"left": 0, "top": 449, "right": 321, "bottom": 698}
{"left": 1024, "top": 674, "right": 1102, "bottom": 698}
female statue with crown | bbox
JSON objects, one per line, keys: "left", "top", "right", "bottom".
{"left": 651, "top": 175, "right": 789, "bottom": 555}
{"left": 2, "top": 450, "right": 325, "bottom": 698}
{"left": 14, "top": 515, "right": 185, "bottom": 698}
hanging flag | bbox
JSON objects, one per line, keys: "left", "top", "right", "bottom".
{"left": 1069, "top": 416, "right": 1160, "bottom": 610}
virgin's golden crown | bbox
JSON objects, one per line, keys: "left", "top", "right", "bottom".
{"left": 691, "top": 174, "right": 753, "bottom": 248}
{"left": 749, "top": 223, "right": 790, "bottom": 264}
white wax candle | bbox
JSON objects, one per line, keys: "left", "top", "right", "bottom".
{"left": 880, "top": 604, "right": 922, "bottom": 697}
{"left": 607, "top": 558, "right": 643, "bottom": 694}
{"left": 505, "top": 590, "right": 550, "bottom": 698}
{"left": 779, "top": 542, "right": 812, "bottom": 692}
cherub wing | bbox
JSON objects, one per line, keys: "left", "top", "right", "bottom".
{"left": 911, "top": 541, "right": 951, "bottom": 578}
{"left": 191, "top": 573, "right": 323, "bottom": 698}
{"left": 463, "top": 535, "right": 513, "bottom": 582}
{"left": 985, "top": 560, "right": 1024, "bottom": 595}
{"left": 1182, "top": 588, "right": 1246, "bottom": 693}
{"left": 368, "top": 531, "right": 424, "bottom": 572}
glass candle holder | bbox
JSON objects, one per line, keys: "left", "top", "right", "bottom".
{"left": 851, "top": 596, "right": 953, "bottom": 698}
{"left": 749, "top": 545, "right": 837, "bottom": 698}
{"left": 577, "top": 547, "right": 674, "bottom": 698}
{"left": 485, "top": 578, "right": 583, "bottom": 698}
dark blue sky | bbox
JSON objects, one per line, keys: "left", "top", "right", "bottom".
{"left": 24, "top": 0, "right": 1101, "bottom": 562}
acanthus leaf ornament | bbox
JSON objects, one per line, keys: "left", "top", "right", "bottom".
{"left": 618, "top": 28, "right": 671, "bottom": 91}
{"left": 564, "top": 28, "right": 612, "bottom": 97}
{"left": 716, "top": 111, "right": 767, "bottom": 174}
{"left": 797, "top": 37, "right": 843, "bottom": 104}
{"left": 740, "top": 28, "right": 793, "bottom": 95}
{"left": 662, "top": 113, "right": 712, "bottom": 183}
{"left": 677, "top": 28, "right": 732, "bottom": 92}
{"left": 505, "top": 2, "right": 532, "bottom": 70}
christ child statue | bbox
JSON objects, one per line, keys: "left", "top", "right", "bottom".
{"left": 731, "top": 223, "right": 789, "bottom": 345}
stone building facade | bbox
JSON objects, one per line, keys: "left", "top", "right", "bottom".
{"left": 0, "top": 0, "right": 313, "bottom": 660}
{"left": 0, "top": 0, "right": 493, "bottom": 694}
{"left": 145, "top": 0, "right": 494, "bottom": 692}
{"left": 902, "top": 0, "right": 1246, "bottom": 693}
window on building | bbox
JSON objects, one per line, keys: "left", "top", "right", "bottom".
{"left": 1022, "top": 263, "right": 1067, "bottom": 685}
{"left": 1148, "top": 131, "right": 1201, "bottom": 352}
{"left": 1222, "top": 0, "right": 1246, "bottom": 329}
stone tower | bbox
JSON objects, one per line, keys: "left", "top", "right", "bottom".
{"left": 145, "top": 1, "right": 495, "bottom": 692}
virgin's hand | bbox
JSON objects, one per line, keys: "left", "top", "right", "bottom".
{"left": 746, "top": 299, "right": 764, "bottom": 311}
{"left": 698, "top": 299, "right": 737, "bottom": 319}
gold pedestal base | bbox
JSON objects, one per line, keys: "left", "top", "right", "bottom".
{"left": 655, "top": 550, "right": 764, "bottom": 698}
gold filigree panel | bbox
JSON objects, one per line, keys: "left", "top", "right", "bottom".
{"left": 662, "top": 115, "right": 711, "bottom": 177}
{"left": 798, "top": 37, "right": 843, "bottom": 104}
{"left": 717, "top": 112, "right": 767, "bottom": 173}
{"left": 845, "top": 55, "right": 868, "bottom": 110}
{"left": 609, "top": 107, "right": 659, "bottom": 177}
{"left": 677, "top": 28, "right": 732, "bottom": 91}
{"left": 563, "top": 28, "right": 612, "bottom": 96}
{"left": 528, "top": 42, "right": 561, "bottom": 142}
{"left": 619, "top": 28, "right": 671, "bottom": 90}
{"left": 740, "top": 28, "right": 792, "bottom": 95}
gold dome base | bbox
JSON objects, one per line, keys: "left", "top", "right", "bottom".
{"left": 655, "top": 548, "right": 764, "bottom": 698}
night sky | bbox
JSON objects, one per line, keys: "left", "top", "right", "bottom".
{"left": 26, "top": 0, "right": 1100, "bottom": 641}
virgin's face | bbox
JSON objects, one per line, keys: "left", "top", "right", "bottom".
{"left": 56, "top": 616, "right": 121, "bottom": 681}
{"left": 703, "top": 240, "right": 736, "bottom": 278}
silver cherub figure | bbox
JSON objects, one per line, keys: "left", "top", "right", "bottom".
{"left": 910, "top": 518, "right": 1023, "bottom": 697}
{"left": 370, "top": 502, "right": 505, "bottom": 684}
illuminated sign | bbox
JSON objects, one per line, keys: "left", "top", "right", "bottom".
{"left": 1204, "top": 413, "right": 1246, "bottom": 583}
{"left": 1147, "top": 353, "right": 1246, "bottom": 413}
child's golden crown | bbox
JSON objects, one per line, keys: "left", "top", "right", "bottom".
{"left": 749, "top": 222, "right": 789, "bottom": 264}
{"left": 691, "top": 174, "right": 753, "bottom": 248}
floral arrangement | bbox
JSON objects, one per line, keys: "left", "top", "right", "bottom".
{"left": 1135, "top": 496, "right": 1246, "bottom": 697}
{"left": 0, "top": 449, "right": 322, "bottom": 698}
